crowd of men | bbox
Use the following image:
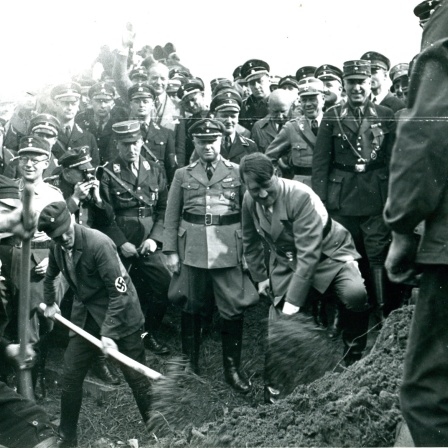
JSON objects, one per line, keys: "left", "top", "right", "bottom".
{"left": 1, "top": 0, "right": 446, "bottom": 446}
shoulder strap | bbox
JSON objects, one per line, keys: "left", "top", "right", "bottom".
{"left": 141, "top": 142, "right": 160, "bottom": 164}
{"left": 100, "top": 166, "right": 153, "bottom": 208}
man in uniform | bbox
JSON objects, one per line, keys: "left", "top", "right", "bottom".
{"left": 51, "top": 82, "right": 100, "bottom": 166}
{"left": 163, "top": 118, "right": 258, "bottom": 393}
{"left": 240, "top": 154, "right": 369, "bottom": 400}
{"left": 210, "top": 89, "right": 259, "bottom": 164}
{"left": 266, "top": 77, "right": 325, "bottom": 185}
{"left": 251, "top": 89, "right": 296, "bottom": 154}
{"left": 315, "top": 64, "right": 344, "bottom": 110}
{"left": 128, "top": 83, "right": 177, "bottom": 183}
{"left": 40, "top": 202, "right": 152, "bottom": 447}
{"left": 100, "top": 121, "right": 171, "bottom": 355}
{"left": 360, "top": 52, "right": 405, "bottom": 113}
{"left": 239, "top": 59, "right": 271, "bottom": 132}
{"left": 76, "top": 82, "right": 127, "bottom": 164}
{"left": 312, "top": 60, "right": 396, "bottom": 319}
{"left": 389, "top": 63, "right": 410, "bottom": 102}
{"left": 384, "top": 3, "right": 448, "bottom": 444}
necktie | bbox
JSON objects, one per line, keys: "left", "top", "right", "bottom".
{"left": 354, "top": 107, "right": 363, "bottom": 125}
{"left": 206, "top": 162, "right": 213, "bottom": 180}
{"left": 225, "top": 136, "right": 232, "bottom": 153}
{"left": 65, "top": 126, "right": 71, "bottom": 139}
{"left": 277, "top": 122, "right": 283, "bottom": 132}
{"left": 131, "top": 163, "right": 138, "bottom": 177}
{"left": 311, "top": 119, "right": 319, "bottom": 136}
{"left": 263, "top": 206, "right": 272, "bottom": 224}
{"left": 372, "top": 96, "right": 377, "bottom": 104}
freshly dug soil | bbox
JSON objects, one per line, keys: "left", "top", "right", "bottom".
{"left": 174, "top": 305, "right": 413, "bottom": 448}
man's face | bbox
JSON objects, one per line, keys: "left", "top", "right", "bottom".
{"left": 183, "top": 92, "right": 205, "bottom": 114}
{"left": 32, "top": 131, "right": 58, "bottom": 149}
{"left": 193, "top": 136, "right": 222, "bottom": 162}
{"left": 18, "top": 153, "right": 50, "bottom": 182}
{"left": 322, "top": 80, "right": 342, "bottom": 107}
{"left": 268, "top": 98, "right": 291, "bottom": 125}
{"left": 244, "top": 173, "right": 280, "bottom": 208}
{"left": 148, "top": 65, "right": 169, "bottom": 95}
{"left": 393, "top": 77, "right": 409, "bottom": 100}
{"left": 55, "top": 99, "right": 79, "bottom": 121}
{"left": 130, "top": 97, "right": 153, "bottom": 120}
{"left": 118, "top": 138, "right": 143, "bottom": 164}
{"left": 215, "top": 110, "right": 239, "bottom": 136}
{"left": 300, "top": 94, "right": 325, "bottom": 120}
{"left": 91, "top": 98, "right": 114, "bottom": 119}
{"left": 235, "top": 81, "right": 250, "bottom": 100}
{"left": 370, "top": 68, "right": 387, "bottom": 91}
{"left": 344, "top": 78, "right": 372, "bottom": 106}
{"left": 53, "top": 223, "right": 75, "bottom": 250}
{"left": 248, "top": 75, "right": 271, "bottom": 99}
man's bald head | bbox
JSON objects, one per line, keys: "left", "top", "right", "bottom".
{"left": 268, "top": 89, "right": 296, "bottom": 123}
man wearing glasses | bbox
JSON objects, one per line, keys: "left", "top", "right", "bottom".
{"left": 10, "top": 136, "right": 64, "bottom": 386}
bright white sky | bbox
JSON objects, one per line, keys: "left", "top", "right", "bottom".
{"left": 0, "top": 0, "right": 421, "bottom": 100}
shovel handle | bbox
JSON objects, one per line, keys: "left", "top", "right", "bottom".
{"left": 39, "top": 304, "right": 163, "bottom": 380}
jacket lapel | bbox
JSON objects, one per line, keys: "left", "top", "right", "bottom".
{"left": 116, "top": 156, "right": 136, "bottom": 185}
{"left": 137, "top": 156, "right": 150, "bottom": 185}
{"left": 72, "top": 225, "right": 83, "bottom": 267}
{"left": 296, "top": 117, "right": 317, "bottom": 145}
{"left": 227, "top": 134, "right": 247, "bottom": 161}
{"left": 188, "top": 162, "right": 209, "bottom": 186}
{"left": 340, "top": 103, "right": 359, "bottom": 134}
{"left": 270, "top": 188, "right": 288, "bottom": 242}
{"left": 359, "top": 101, "right": 378, "bottom": 136}
{"left": 208, "top": 159, "right": 232, "bottom": 185}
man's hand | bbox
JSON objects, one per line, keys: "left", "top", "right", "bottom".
{"left": 282, "top": 301, "right": 300, "bottom": 315}
{"left": 90, "top": 180, "right": 103, "bottom": 205}
{"left": 138, "top": 238, "right": 157, "bottom": 257}
{"left": 120, "top": 242, "right": 139, "bottom": 258}
{"left": 122, "top": 22, "right": 136, "bottom": 49}
{"left": 257, "top": 279, "right": 270, "bottom": 296}
{"left": 5, "top": 343, "right": 36, "bottom": 369}
{"left": 72, "top": 181, "right": 94, "bottom": 203}
{"left": 385, "top": 232, "right": 418, "bottom": 284}
{"left": 1, "top": 206, "right": 37, "bottom": 239}
{"left": 42, "top": 302, "right": 61, "bottom": 320}
{"left": 101, "top": 336, "right": 118, "bottom": 356}
{"left": 165, "top": 252, "right": 180, "bottom": 274}
{"left": 34, "top": 257, "right": 49, "bottom": 276}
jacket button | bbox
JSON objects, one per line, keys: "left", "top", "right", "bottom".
{"left": 32, "top": 421, "right": 38, "bottom": 426}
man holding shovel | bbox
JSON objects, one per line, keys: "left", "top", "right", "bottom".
{"left": 39, "top": 202, "right": 152, "bottom": 447}
{"left": 240, "top": 153, "right": 369, "bottom": 402}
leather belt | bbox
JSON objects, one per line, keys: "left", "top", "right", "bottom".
{"left": 30, "top": 240, "right": 52, "bottom": 249}
{"left": 333, "top": 161, "right": 386, "bottom": 173}
{"left": 116, "top": 207, "right": 153, "bottom": 218}
{"left": 183, "top": 211, "right": 240, "bottom": 226}
{"left": 293, "top": 166, "right": 313, "bottom": 176}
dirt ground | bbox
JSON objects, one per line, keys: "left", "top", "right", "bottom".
{"left": 32, "top": 299, "right": 412, "bottom": 448}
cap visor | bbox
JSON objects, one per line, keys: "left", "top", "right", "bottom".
{"left": 18, "top": 148, "right": 49, "bottom": 156}
{"left": 118, "top": 136, "right": 141, "bottom": 143}
{"left": 56, "top": 95, "right": 80, "bottom": 102}
{"left": 343, "top": 74, "right": 369, "bottom": 80}
{"left": 131, "top": 93, "right": 153, "bottom": 99}
{"left": 245, "top": 71, "right": 269, "bottom": 82}
{"left": 92, "top": 94, "right": 114, "bottom": 101}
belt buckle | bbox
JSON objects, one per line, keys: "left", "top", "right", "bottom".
{"left": 355, "top": 163, "right": 366, "bottom": 173}
{"left": 205, "top": 213, "right": 213, "bottom": 226}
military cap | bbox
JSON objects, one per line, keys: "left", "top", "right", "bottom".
{"left": 37, "top": 202, "right": 71, "bottom": 238}
{"left": 210, "top": 78, "right": 231, "bottom": 93}
{"left": 169, "top": 67, "right": 191, "bottom": 79}
{"left": 298, "top": 77, "right": 324, "bottom": 96}
{"left": 278, "top": 76, "right": 300, "bottom": 89}
{"left": 295, "top": 66, "right": 317, "bottom": 81}
{"left": 59, "top": 146, "right": 93, "bottom": 170}
{"left": 414, "top": 0, "right": 441, "bottom": 23}
{"left": 241, "top": 59, "right": 270, "bottom": 82}
{"left": 166, "top": 78, "right": 183, "bottom": 94}
{"left": 18, "top": 136, "right": 51, "bottom": 157}
{"left": 177, "top": 78, "right": 205, "bottom": 100}
{"left": 343, "top": 60, "right": 371, "bottom": 79}
{"left": 112, "top": 120, "right": 142, "bottom": 142}
{"left": 210, "top": 90, "right": 242, "bottom": 113}
{"left": 269, "top": 75, "right": 281, "bottom": 90}
{"left": 130, "top": 67, "right": 149, "bottom": 82}
{"left": 315, "top": 64, "right": 343, "bottom": 82}
{"left": 128, "top": 82, "right": 156, "bottom": 101}
{"left": 29, "top": 114, "right": 61, "bottom": 137}
{"left": 189, "top": 119, "right": 226, "bottom": 140}
{"left": 360, "top": 51, "right": 390, "bottom": 71}
{"left": 389, "top": 63, "right": 410, "bottom": 83}
{"left": 51, "top": 82, "right": 82, "bottom": 101}
{"left": 88, "top": 82, "right": 115, "bottom": 100}
{"left": 232, "top": 65, "right": 243, "bottom": 82}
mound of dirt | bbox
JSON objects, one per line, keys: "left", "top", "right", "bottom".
{"left": 155, "top": 305, "right": 413, "bottom": 448}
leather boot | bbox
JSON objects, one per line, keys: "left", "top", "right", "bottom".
{"left": 144, "top": 301, "right": 170, "bottom": 355}
{"left": 221, "top": 318, "right": 251, "bottom": 394}
{"left": 341, "top": 309, "right": 370, "bottom": 367}
{"left": 90, "top": 354, "right": 121, "bottom": 385}
{"left": 370, "top": 267, "right": 387, "bottom": 324}
{"left": 181, "top": 312, "right": 201, "bottom": 374}
{"left": 328, "top": 303, "right": 342, "bottom": 339}
{"left": 128, "top": 378, "right": 152, "bottom": 424}
{"left": 58, "top": 390, "right": 82, "bottom": 447}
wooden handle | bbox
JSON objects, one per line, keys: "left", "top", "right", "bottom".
{"left": 39, "top": 304, "right": 163, "bottom": 380}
